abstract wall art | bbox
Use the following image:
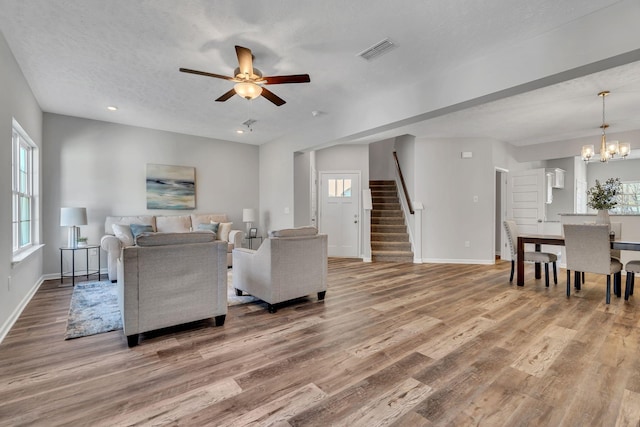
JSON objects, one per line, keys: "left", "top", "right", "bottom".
{"left": 146, "top": 164, "right": 196, "bottom": 210}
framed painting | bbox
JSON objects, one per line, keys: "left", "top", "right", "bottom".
{"left": 146, "top": 164, "right": 196, "bottom": 210}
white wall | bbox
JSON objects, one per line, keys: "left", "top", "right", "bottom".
{"left": 545, "top": 157, "right": 576, "bottom": 221}
{"left": 294, "top": 151, "right": 312, "bottom": 227}
{"left": 416, "top": 138, "right": 498, "bottom": 263}
{"left": 42, "top": 113, "right": 260, "bottom": 275}
{"left": 368, "top": 138, "right": 395, "bottom": 180}
{"left": 315, "top": 144, "right": 369, "bottom": 256}
{"left": 0, "top": 33, "right": 44, "bottom": 341}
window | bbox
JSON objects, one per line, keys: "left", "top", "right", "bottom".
{"left": 327, "top": 179, "right": 352, "bottom": 197}
{"left": 611, "top": 181, "right": 640, "bottom": 215}
{"left": 12, "top": 119, "right": 37, "bottom": 254}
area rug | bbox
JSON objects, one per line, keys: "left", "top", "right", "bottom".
{"left": 64, "top": 274, "right": 257, "bottom": 339}
{"left": 65, "top": 281, "right": 122, "bottom": 340}
{"left": 227, "top": 270, "right": 259, "bottom": 306}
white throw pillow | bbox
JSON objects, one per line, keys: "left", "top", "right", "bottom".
{"left": 218, "top": 222, "right": 233, "bottom": 241}
{"left": 112, "top": 223, "right": 134, "bottom": 246}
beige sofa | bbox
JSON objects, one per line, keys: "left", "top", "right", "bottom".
{"left": 118, "top": 231, "right": 228, "bottom": 346}
{"left": 232, "top": 226, "right": 328, "bottom": 313}
{"left": 101, "top": 213, "right": 243, "bottom": 282}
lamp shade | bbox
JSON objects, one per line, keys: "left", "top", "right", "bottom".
{"left": 242, "top": 208, "right": 257, "bottom": 223}
{"left": 60, "top": 207, "right": 87, "bottom": 226}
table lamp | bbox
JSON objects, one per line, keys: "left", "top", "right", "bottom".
{"left": 60, "top": 207, "right": 87, "bottom": 248}
{"left": 242, "top": 208, "right": 256, "bottom": 235}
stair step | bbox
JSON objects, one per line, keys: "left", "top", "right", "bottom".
{"left": 371, "top": 217, "right": 405, "bottom": 225}
{"left": 371, "top": 224, "right": 407, "bottom": 233}
{"left": 371, "top": 232, "right": 410, "bottom": 242}
{"left": 372, "top": 203, "right": 400, "bottom": 211}
{"left": 371, "top": 210, "right": 403, "bottom": 217}
{"left": 369, "top": 180, "right": 396, "bottom": 186}
{"left": 371, "top": 189, "right": 397, "bottom": 196}
{"left": 371, "top": 241, "right": 411, "bottom": 251}
{"left": 371, "top": 250, "right": 414, "bottom": 263}
{"left": 372, "top": 196, "right": 399, "bottom": 204}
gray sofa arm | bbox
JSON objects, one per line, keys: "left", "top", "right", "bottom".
{"left": 100, "top": 235, "right": 122, "bottom": 282}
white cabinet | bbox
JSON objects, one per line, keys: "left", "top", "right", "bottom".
{"left": 545, "top": 172, "right": 554, "bottom": 204}
{"left": 546, "top": 168, "right": 565, "bottom": 189}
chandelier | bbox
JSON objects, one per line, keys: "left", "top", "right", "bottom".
{"left": 582, "top": 91, "right": 631, "bottom": 162}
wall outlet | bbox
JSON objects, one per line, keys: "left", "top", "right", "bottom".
{"left": 465, "top": 241, "right": 470, "bottom": 247}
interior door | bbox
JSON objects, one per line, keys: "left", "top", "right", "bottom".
{"left": 508, "top": 168, "right": 546, "bottom": 235}
{"left": 319, "top": 172, "right": 360, "bottom": 257}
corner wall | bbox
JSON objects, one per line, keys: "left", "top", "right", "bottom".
{"left": 0, "top": 32, "right": 44, "bottom": 341}
{"left": 42, "top": 113, "right": 260, "bottom": 275}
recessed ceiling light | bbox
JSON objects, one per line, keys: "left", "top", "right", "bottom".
{"left": 236, "top": 130, "right": 244, "bottom": 134}
{"left": 107, "top": 106, "right": 118, "bottom": 111}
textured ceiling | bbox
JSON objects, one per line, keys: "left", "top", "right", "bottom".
{"left": 0, "top": 0, "right": 637, "bottom": 147}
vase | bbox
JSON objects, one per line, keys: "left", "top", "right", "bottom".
{"left": 596, "top": 209, "right": 610, "bottom": 224}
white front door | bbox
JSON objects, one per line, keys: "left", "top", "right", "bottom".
{"left": 319, "top": 172, "right": 360, "bottom": 257}
{"left": 508, "top": 168, "right": 546, "bottom": 235}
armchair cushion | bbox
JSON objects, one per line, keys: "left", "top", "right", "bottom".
{"left": 269, "top": 226, "right": 318, "bottom": 238}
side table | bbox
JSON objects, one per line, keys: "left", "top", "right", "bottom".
{"left": 244, "top": 236, "right": 263, "bottom": 249}
{"left": 60, "top": 244, "right": 101, "bottom": 286}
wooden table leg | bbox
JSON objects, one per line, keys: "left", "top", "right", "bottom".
{"left": 517, "top": 236, "right": 525, "bottom": 286}
{"left": 534, "top": 243, "right": 542, "bottom": 279}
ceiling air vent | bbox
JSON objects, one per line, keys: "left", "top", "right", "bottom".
{"left": 357, "top": 38, "right": 396, "bottom": 61}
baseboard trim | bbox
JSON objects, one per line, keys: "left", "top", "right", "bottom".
{"left": 0, "top": 276, "right": 45, "bottom": 344}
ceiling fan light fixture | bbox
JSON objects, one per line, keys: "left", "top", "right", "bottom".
{"left": 234, "top": 82, "right": 263, "bottom": 100}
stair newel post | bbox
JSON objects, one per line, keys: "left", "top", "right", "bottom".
{"left": 413, "top": 202, "right": 424, "bottom": 263}
{"left": 363, "top": 189, "right": 373, "bottom": 262}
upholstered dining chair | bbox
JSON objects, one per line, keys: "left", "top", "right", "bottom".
{"left": 504, "top": 220, "right": 558, "bottom": 287}
{"left": 624, "top": 260, "right": 640, "bottom": 301}
{"left": 563, "top": 224, "right": 622, "bottom": 304}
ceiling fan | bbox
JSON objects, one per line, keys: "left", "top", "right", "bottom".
{"left": 180, "top": 45, "right": 310, "bottom": 106}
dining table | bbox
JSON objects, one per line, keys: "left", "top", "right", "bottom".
{"left": 516, "top": 234, "right": 640, "bottom": 286}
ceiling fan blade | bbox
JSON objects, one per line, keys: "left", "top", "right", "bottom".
{"left": 215, "top": 89, "right": 236, "bottom": 102}
{"left": 179, "top": 68, "right": 234, "bottom": 81}
{"left": 260, "top": 87, "right": 286, "bottom": 106}
{"left": 235, "top": 45, "right": 254, "bottom": 77}
{"left": 263, "top": 74, "right": 311, "bottom": 85}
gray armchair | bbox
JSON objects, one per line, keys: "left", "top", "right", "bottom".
{"left": 232, "top": 226, "right": 328, "bottom": 313}
{"left": 117, "top": 231, "right": 228, "bottom": 346}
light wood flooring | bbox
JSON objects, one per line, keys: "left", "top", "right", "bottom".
{"left": 2, "top": 258, "right": 640, "bottom": 426}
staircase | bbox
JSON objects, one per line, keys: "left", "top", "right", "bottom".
{"left": 370, "top": 180, "right": 414, "bottom": 263}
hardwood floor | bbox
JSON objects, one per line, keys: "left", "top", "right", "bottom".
{"left": 2, "top": 258, "right": 640, "bottom": 426}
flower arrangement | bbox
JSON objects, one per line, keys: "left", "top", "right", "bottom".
{"left": 587, "top": 177, "right": 621, "bottom": 211}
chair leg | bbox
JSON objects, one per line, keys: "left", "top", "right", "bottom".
{"left": 214, "top": 314, "right": 226, "bottom": 326}
{"left": 581, "top": 272, "right": 585, "bottom": 284}
{"left": 606, "top": 275, "right": 611, "bottom": 304}
{"left": 318, "top": 291, "right": 326, "bottom": 301}
{"left": 509, "top": 260, "right": 514, "bottom": 282}
{"left": 544, "top": 263, "right": 550, "bottom": 287}
{"left": 625, "top": 273, "right": 632, "bottom": 301}
{"left": 566, "top": 269, "right": 571, "bottom": 297}
{"left": 616, "top": 272, "right": 622, "bottom": 298}
{"left": 631, "top": 272, "right": 635, "bottom": 296}
{"left": 575, "top": 271, "right": 581, "bottom": 291}
{"left": 552, "top": 262, "right": 557, "bottom": 285}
